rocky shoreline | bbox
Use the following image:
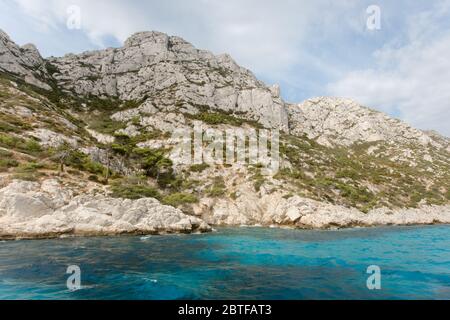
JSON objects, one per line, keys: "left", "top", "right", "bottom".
{"left": 1, "top": 179, "right": 449, "bottom": 240}
{"left": 0, "top": 179, "right": 211, "bottom": 240}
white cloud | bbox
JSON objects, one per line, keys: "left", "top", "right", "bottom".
{"left": 10, "top": 0, "right": 450, "bottom": 136}
{"left": 328, "top": 1, "right": 450, "bottom": 136}
{"left": 11, "top": 0, "right": 363, "bottom": 73}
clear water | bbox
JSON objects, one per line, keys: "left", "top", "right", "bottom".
{"left": 0, "top": 225, "right": 449, "bottom": 300}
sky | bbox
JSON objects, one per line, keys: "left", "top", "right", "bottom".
{"left": 0, "top": 0, "right": 449, "bottom": 136}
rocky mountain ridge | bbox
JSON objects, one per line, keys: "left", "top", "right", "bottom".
{"left": 0, "top": 29, "right": 52, "bottom": 91}
{"left": 3, "top": 29, "right": 447, "bottom": 148}
{"left": 0, "top": 29, "right": 449, "bottom": 239}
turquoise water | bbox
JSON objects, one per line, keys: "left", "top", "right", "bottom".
{"left": 0, "top": 225, "right": 449, "bottom": 300}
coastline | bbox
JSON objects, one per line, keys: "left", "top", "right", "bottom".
{"left": 1, "top": 178, "right": 449, "bottom": 241}
{"left": 3, "top": 222, "right": 450, "bottom": 241}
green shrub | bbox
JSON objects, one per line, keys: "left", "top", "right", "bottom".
{"left": 16, "top": 162, "right": 45, "bottom": 172}
{"left": 45, "top": 62, "right": 60, "bottom": 75}
{"left": 12, "top": 162, "right": 45, "bottom": 181}
{"left": 110, "top": 178, "right": 161, "bottom": 200}
{"left": 336, "top": 169, "right": 359, "bottom": 179}
{"left": 88, "top": 175, "right": 100, "bottom": 182}
{"left": 0, "top": 133, "right": 19, "bottom": 148}
{"left": 0, "top": 113, "right": 32, "bottom": 133}
{"left": 22, "top": 139, "right": 42, "bottom": 155}
{"left": 189, "top": 163, "right": 209, "bottom": 173}
{"left": 0, "top": 121, "right": 20, "bottom": 133}
{"left": 0, "top": 158, "right": 19, "bottom": 171}
{"left": 135, "top": 148, "right": 176, "bottom": 188}
{"left": 191, "top": 112, "right": 243, "bottom": 126}
{"left": 65, "top": 150, "right": 105, "bottom": 175}
{"left": 111, "top": 143, "right": 129, "bottom": 156}
{"left": 88, "top": 117, "right": 125, "bottom": 135}
{"left": 0, "top": 149, "right": 12, "bottom": 157}
{"left": 122, "top": 99, "right": 141, "bottom": 110}
{"left": 0, "top": 133, "right": 42, "bottom": 155}
{"left": 12, "top": 172, "right": 39, "bottom": 181}
{"left": 254, "top": 178, "right": 265, "bottom": 192}
{"left": 208, "top": 177, "right": 226, "bottom": 197}
{"left": 162, "top": 193, "right": 199, "bottom": 207}
{"left": 251, "top": 167, "right": 266, "bottom": 192}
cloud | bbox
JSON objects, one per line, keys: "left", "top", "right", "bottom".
{"left": 328, "top": 1, "right": 450, "bottom": 136}
{"left": 11, "top": 0, "right": 365, "bottom": 73}
{"left": 8, "top": 0, "right": 450, "bottom": 136}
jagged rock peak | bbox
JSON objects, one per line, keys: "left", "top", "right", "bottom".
{"left": 0, "top": 29, "right": 11, "bottom": 41}
{"left": 21, "top": 43, "right": 40, "bottom": 54}
{"left": 124, "top": 30, "right": 196, "bottom": 54}
{"left": 0, "top": 29, "right": 51, "bottom": 90}
{"left": 124, "top": 31, "right": 169, "bottom": 47}
{"left": 21, "top": 43, "right": 44, "bottom": 67}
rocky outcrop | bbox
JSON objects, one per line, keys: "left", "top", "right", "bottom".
{"left": 0, "top": 29, "right": 51, "bottom": 90}
{"left": 2, "top": 178, "right": 448, "bottom": 240}
{"left": 48, "top": 31, "right": 289, "bottom": 131}
{"left": 196, "top": 182, "right": 450, "bottom": 229}
{"left": 287, "top": 97, "right": 438, "bottom": 147}
{"left": 46, "top": 30, "right": 447, "bottom": 147}
{"left": 0, "top": 179, "right": 211, "bottom": 239}
{"left": 28, "top": 128, "right": 79, "bottom": 147}
{"left": 1, "top": 29, "right": 445, "bottom": 147}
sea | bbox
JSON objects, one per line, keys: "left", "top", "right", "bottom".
{"left": 0, "top": 225, "right": 449, "bottom": 299}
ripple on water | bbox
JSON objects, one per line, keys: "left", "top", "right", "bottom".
{"left": 0, "top": 225, "right": 449, "bottom": 299}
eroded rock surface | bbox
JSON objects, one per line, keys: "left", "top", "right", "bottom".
{"left": 192, "top": 182, "right": 450, "bottom": 229}
{"left": 0, "top": 179, "right": 211, "bottom": 239}
{"left": 288, "top": 97, "right": 438, "bottom": 147}
{"left": 0, "top": 29, "right": 51, "bottom": 90}
{"left": 49, "top": 31, "right": 289, "bottom": 131}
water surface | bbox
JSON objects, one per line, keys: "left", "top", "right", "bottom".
{"left": 0, "top": 225, "right": 449, "bottom": 299}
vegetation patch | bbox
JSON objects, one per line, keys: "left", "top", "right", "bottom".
{"left": 0, "top": 133, "right": 43, "bottom": 156}
{"left": 0, "top": 150, "right": 19, "bottom": 171}
{"left": 162, "top": 192, "right": 199, "bottom": 207}
{"left": 189, "top": 112, "right": 244, "bottom": 126}
{"left": 88, "top": 116, "right": 126, "bottom": 135}
{"left": 62, "top": 150, "right": 106, "bottom": 176}
{"left": 110, "top": 176, "right": 161, "bottom": 200}
{"left": 0, "top": 113, "right": 33, "bottom": 133}
{"left": 189, "top": 163, "right": 209, "bottom": 173}
{"left": 13, "top": 161, "right": 46, "bottom": 181}
{"left": 208, "top": 176, "right": 226, "bottom": 197}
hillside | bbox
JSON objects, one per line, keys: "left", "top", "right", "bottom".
{"left": 0, "top": 29, "right": 449, "bottom": 238}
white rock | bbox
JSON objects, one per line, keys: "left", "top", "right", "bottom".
{"left": 288, "top": 97, "right": 438, "bottom": 147}
{"left": 0, "top": 180, "right": 211, "bottom": 239}
{"left": 28, "top": 128, "right": 78, "bottom": 147}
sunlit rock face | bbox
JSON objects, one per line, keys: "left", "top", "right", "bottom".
{"left": 287, "top": 97, "right": 437, "bottom": 147}
{"left": 48, "top": 31, "right": 289, "bottom": 131}
{"left": 0, "top": 179, "right": 211, "bottom": 239}
{"left": 0, "top": 29, "right": 51, "bottom": 90}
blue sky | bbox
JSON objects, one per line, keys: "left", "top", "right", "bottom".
{"left": 1, "top": 0, "right": 449, "bottom": 136}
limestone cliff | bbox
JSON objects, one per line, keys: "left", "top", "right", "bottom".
{"left": 0, "top": 30, "right": 449, "bottom": 238}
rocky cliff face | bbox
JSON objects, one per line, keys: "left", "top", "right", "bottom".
{"left": 0, "top": 29, "right": 449, "bottom": 239}
{"left": 48, "top": 31, "right": 289, "bottom": 131}
{"left": 0, "top": 30, "right": 51, "bottom": 90}
{"left": 2, "top": 29, "right": 447, "bottom": 148}
{"left": 0, "top": 179, "right": 210, "bottom": 239}
{"left": 288, "top": 97, "right": 439, "bottom": 147}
